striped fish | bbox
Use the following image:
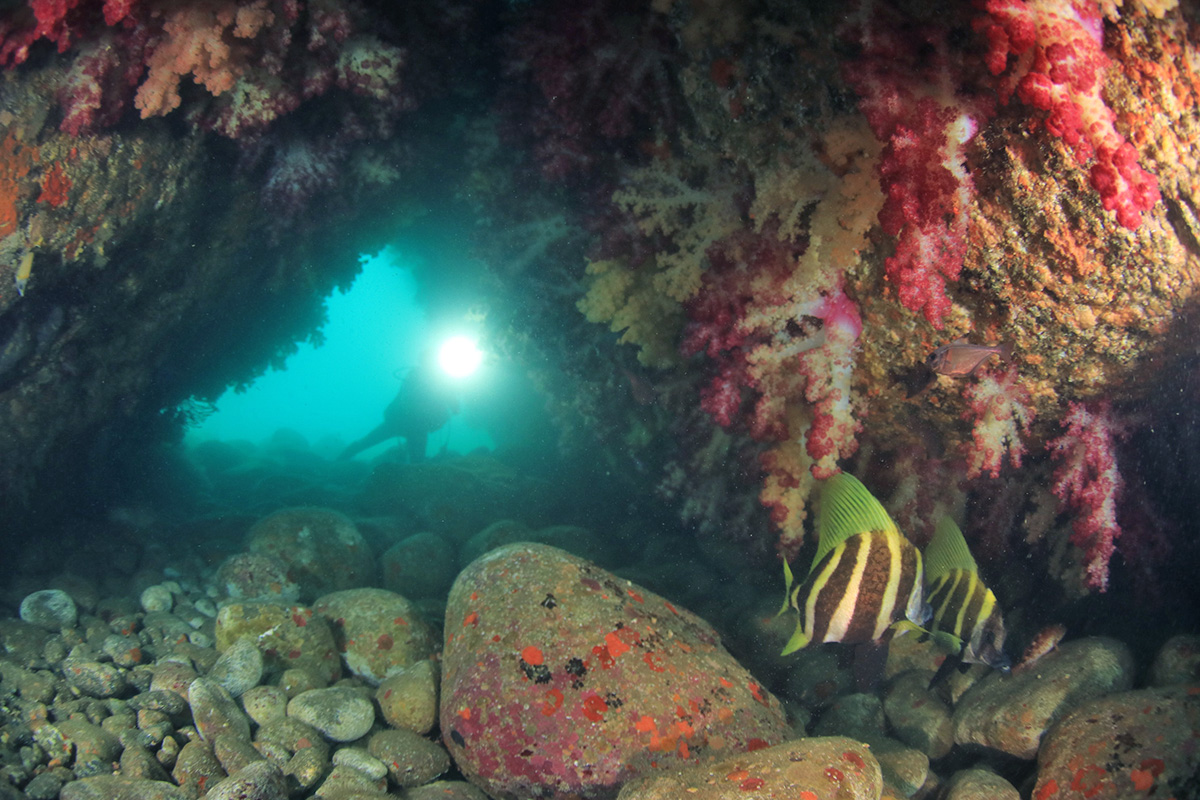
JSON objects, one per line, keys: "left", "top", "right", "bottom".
{"left": 924, "top": 515, "right": 1009, "bottom": 672}
{"left": 780, "top": 473, "right": 929, "bottom": 655}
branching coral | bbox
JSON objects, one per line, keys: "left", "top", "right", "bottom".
{"left": 962, "top": 365, "right": 1035, "bottom": 479}
{"left": 1048, "top": 400, "right": 1127, "bottom": 592}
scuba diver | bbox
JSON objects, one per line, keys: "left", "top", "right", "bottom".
{"left": 338, "top": 348, "right": 459, "bottom": 463}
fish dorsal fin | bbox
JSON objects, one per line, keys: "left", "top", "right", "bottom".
{"left": 811, "top": 473, "right": 899, "bottom": 574}
{"left": 925, "top": 516, "right": 978, "bottom": 580}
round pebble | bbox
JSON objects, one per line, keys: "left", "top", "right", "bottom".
{"left": 140, "top": 585, "right": 174, "bottom": 613}
{"left": 205, "top": 760, "right": 288, "bottom": 800}
{"left": 367, "top": 728, "right": 451, "bottom": 788}
{"left": 287, "top": 686, "right": 375, "bottom": 742}
{"left": 19, "top": 589, "right": 78, "bottom": 630}
{"left": 376, "top": 659, "right": 439, "bottom": 735}
{"left": 331, "top": 747, "right": 388, "bottom": 780}
{"left": 241, "top": 685, "right": 288, "bottom": 727}
{"left": 209, "top": 636, "right": 264, "bottom": 697}
{"left": 62, "top": 658, "right": 128, "bottom": 698}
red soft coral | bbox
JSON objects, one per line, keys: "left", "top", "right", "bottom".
{"left": 974, "top": 0, "right": 1159, "bottom": 228}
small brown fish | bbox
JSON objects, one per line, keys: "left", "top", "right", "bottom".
{"left": 926, "top": 338, "right": 1009, "bottom": 378}
{"left": 1013, "top": 623, "right": 1067, "bottom": 674}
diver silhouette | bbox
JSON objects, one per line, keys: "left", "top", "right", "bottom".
{"left": 338, "top": 349, "right": 459, "bottom": 463}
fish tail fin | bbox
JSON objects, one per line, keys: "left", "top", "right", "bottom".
{"left": 777, "top": 558, "right": 795, "bottom": 617}
{"left": 781, "top": 617, "right": 810, "bottom": 655}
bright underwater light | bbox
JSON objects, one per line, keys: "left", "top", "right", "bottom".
{"left": 438, "top": 335, "right": 483, "bottom": 379}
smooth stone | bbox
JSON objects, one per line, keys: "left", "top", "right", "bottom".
{"left": 23, "top": 771, "right": 66, "bottom": 800}
{"left": 171, "top": 739, "right": 227, "bottom": 797}
{"left": 188, "top": 677, "right": 251, "bottom": 743}
{"left": 60, "top": 775, "right": 191, "bottom": 800}
{"left": 403, "top": 781, "right": 492, "bottom": 800}
{"left": 952, "top": 637, "right": 1134, "bottom": 759}
{"left": 945, "top": 767, "right": 1020, "bottom": 800}
{"left": 204, "top": 760, "right": 288, "bottom": 800}
{"left": 209, "top": 636, "right": 264, "bottom": 697}
{"left": 212, "top": 731, "right": 264, "bottom": 775}
{"left": 883, "top": 670, "right": 954, "bottom": 759}
{"left": 366, "top": 729, "right": 450, "bottom": 788}
{"left": 331, "top": 747, "right": 388, "bottom": 781}
{"left": 19, "top": 590, "right": 78, "bottom": 630}
{"left": 140, "top": 585, "right": 174, "bottom": 614}
{"left": 281, "top": 747, "right": 329, "bottom": 791}
{"left": 287, "top": 686, "right": 375, "bottom": 742}
{"left": 1148, "top": 633, "right": 1200, "bottom": 686}
{"left": 375, "top": 659, "right": 438, "bottom": 734}
{"left": 62, "top": 659, "right": 127, "bottom": 698}
{"left": 241, "top": 685, "right": 288, "bottom": 727}
{"left": 118, "top": 742, "right": 172, "bottom": 782}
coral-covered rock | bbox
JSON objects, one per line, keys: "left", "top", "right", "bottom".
{"left": 367, "top": 728, "right": 451, "bottom": 788}
{"left": 1033, "top": 684, "right": 1200, "bottom": 800}
{"left": 440, "top": 543, "right": 791, "bottom": 800}
{"left": 245, "top": 507, "right": 375, "bottom": 600}
{"left": 60, "top": 775, "right": 191, "bottom": 800}
{"left": 215, "top": 602, "right": 341, "bottom": 685}
{"left": 616, "top": 736, "right": 881, "bottom": 799}
{"left": 313, "top": 588, "right": 437, "bottom": 685}
{"left": 952, "top": 637, "right": 1134, "bottom": 759}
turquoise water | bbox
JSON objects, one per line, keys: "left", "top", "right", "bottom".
{"left": 186, "top": 248, "right": 497, "bottom": 460}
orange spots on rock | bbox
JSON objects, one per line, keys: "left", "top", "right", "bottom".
{"left": 843, "top": 750, "right": 866, "bottom": 770}
{"left": 521, "top": 646, "right": 544, "bottom": 665}
{"left": 643, "top": 651, "right": 665, "bottom": 672}
{"left": 1130, "top": 769, "right": 1155, "bottom": 791}
{"left": 458, "top": 708, "right": 471, "bottom": 721}
{"left": 470, "top": 592, "right": 478, "bottom": 601}
{"left": 799, "top": 792, "right": 818, "bottom": 800}
{"left": 748, "top": 682, "right": 768, "bottom": 706}
{"left": 38, "top": 162, "right": 71, "bottom": 207}
{"left": 591, "top": 644, "right": 615, "bottom": 670}
{"left": 1070, "top": 765, "right": 1106, "bottom": 798}
{"left": 0, "top": 132, "right": 35, "bottom": 238}
{"left": 719, "top": 677, "right": 733, "bottom": 688}
{"left": 463, "top": 612, "right": 479, "bottom": 627}
{"left": 747, "top": 738, "right": 769, "bottom": 752}
{"left": 635, "top": 715, "right": 656, "bottom": 733}
{"left": 1035, "top": 779, "right": 1059, "bottom": 800}
{"left": 393, "top": 616, "right": 408, "bottom": 626}
{"left": 665, "top": 601, "right": 679, "bottom": 615}
{"left": 740, "top": 777, "right": 764, "bottom": 791}
{"left": 717, "top": 707, "right": 733, "bottom": 722}
{"left": 291, "top": 613, "right": 308, "bottom": 627}
{"left": 678, "top": 741, "right": 689, "bottom": 759}
{"left": 295, "top": 736, "right": 312, "bottom": 750}
{"left": 726, "top": 769, "right": 749, "bottom": 782}
{"left": 541, "top": 688, "right": 563, "bottom": 716}
{"left": 492, "top": 635, "right": 501, "bottom": 643}
{"left": 605, "top": 631, "right": 630, "bottom": 659}
{"left": 627, "top": 588, "right": 644, "bottom": 603}
{"left": 582, "top": 694, "right": 609, "bottom": 721}
{"left": 377, "top": 634, "right": 394, "bottom": 651}
{"left": 825, "top": 767, "right": 844, "bottom": 782}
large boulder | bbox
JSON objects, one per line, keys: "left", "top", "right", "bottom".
{"left": 439, "top": 543, "right": 791, "bottom": 800}
{"left": 245, "top": 507, "right": 375, "bottom": 600}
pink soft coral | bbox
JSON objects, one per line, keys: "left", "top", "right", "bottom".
{"left": 1048, "top": 400, "right": 1127, "bottom": 591}
{"left": 962, "top": 364, "right": 1035, "bottom": 479}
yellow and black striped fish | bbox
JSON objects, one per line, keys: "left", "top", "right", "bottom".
{"left": 923, "top": 515, "right": 1009, "bottom": 672}
{"left": 779, "top": 473, "right": 929, "bottom": 655}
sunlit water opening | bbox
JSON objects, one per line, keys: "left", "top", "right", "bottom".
{"left": 186, "top": 247, "right": 497, "bottom": 460}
